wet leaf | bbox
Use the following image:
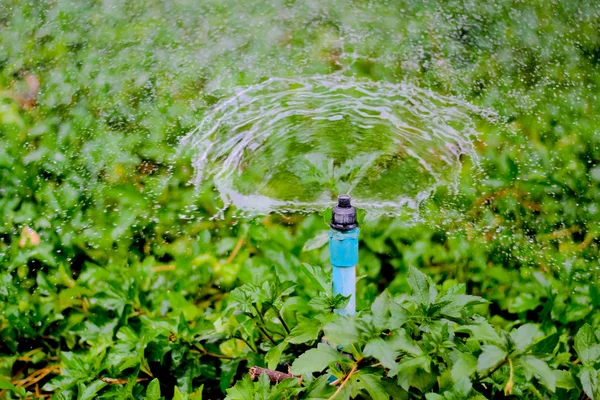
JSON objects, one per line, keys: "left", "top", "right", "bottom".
{"left": 290, "top": 343, "right": 349, "bottom": 375}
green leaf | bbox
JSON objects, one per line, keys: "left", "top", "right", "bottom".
{"left": 456, "top": 318, "right": 502, "bottom": 345}
{"left": 0, "top": 377, "right": 18, "bottom": 390}
{"left": 476, "top": 345, "right": 506, "bottom": 373}
{"left": 364, "top": 338, "right": 398, "bottom": 370}
{"left": 439, "top": 294, "right": 487, "bottom": 318}
{"left": 287, "top": 318, "right": 320, "bottom": 344}
{"left": 591, "top": 285, "right": 600, "bottom": 308}
{"left": 302, "top": 231, "right": 330, "bottom": 252}
{"left": 438, "top": 284, "right": 487, "bottom": 319}
{"left": 78, "top": 380, "right": 108, "bottom": 400}
{"left": 389, "top": 355, "right": 431, "bottom": 379}
{"left": 574, "top": 324, "right": 600, "bottom": 366}
{"left": 303, "top": 375, "right": 336, "bottom": 399}
{"left": 450, "top": 351, "right": 477, "bottom": 383}
{"left": 0, "top": 377, "right": 26, "bottom": 397}
{"left": 355, "top": 373, "right": 389, "bottom": 400}
{"left": 554, "top": 370, "right": 577, "bottom": 390}
{"left": 266, "top": 341, "right": 288, "bottom": 370}
{"left": 452, "top": 376, "right": 472, "bottom": 397}
{"left": 579, "top": 366, "right": 599, "bottom": 400}
{"left": 532, "top": 332, "right": 559, "bottom": 355}
{"left": 323, "top": 317, "right": 359, "bottom": 347}
{"left": 520, "top": 355, "right": 556, "bottom": 392}
{"left": 393, "top": 356, "right": 434, "bottom": 391}
{"left": 381, "top": 377, "right": 408, "bottom": 399}
{"left": 508, "top": 292, "right": 541, "bottom": 314}
{"left": 220, "top": 360, "right": 241, "bottom": 394}
{"left": 301, "top": 263, "right": 330, "bottom": 294}
{"left": 145, "top": 378, "right": 161, "bottom": 400}
{"left": 290, "top": 343, "right": 349, "bottom": 375}
{"left": 173, "top": 386, "right": 187, "bottom": 400}
{"left": 225, "top": 376, "right": 255, "bottom": 400}
{"left": 388, "top": 330, "right": 423, "bottom": 357}
{"left": 190, "top": 385, "right": 203, "bottom": 400}
{"left": 265, "top": 277, "right": 296, "bottom": 305}
{"left": 309, "top": 293, "right": 349, "bottom": 312}
{"left": 510, "top": 324, "right": 543, "bottom": 353}
{"left": 408, "top": 266, "right": 434, "bottom": 306}
{"left": 371, "top": 290, "right": 391, "bottom": 330}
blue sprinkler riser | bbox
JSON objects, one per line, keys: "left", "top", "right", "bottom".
{"left": 329, "top": 227, "right": 359, "bottom": 316}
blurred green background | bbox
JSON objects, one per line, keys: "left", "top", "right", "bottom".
{"left": 1, "top": 0, "right": 600, "bottom": 398}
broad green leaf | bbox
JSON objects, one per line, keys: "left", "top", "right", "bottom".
{"left": 389, "top": 330, "right": 423, "bottom": 357}
{"left": 579, "top": 366, "right": 599, "bottom": 400}
{"left": 371, "top": 290, "right": 391, "bottom": 329}
{"left": 173, "top": 386, "right": 187, "bottom": 400}
{"left": 507, "top": 293, "right": 541, "bottom": 314}
{"left": 439, "top": 294, "right": 488, "bottom": 318}
{"left": 303, "top": 375, "right": 336, "bottom": 399}
{"left": 145, "top": 378, "right": 161, "bottom": 400}
{"left": 0, "top": 377, "right": 18, "bottom": 390}
{"left": 393, "top": 356, "right": 435, "bottom": 391}
{"left": 323, "top": 317, "right": 359, "bottom": 347}
{"left": 287, "top": 319, "right": 320, "bottom": 344}
{"left": 408, "top": 266, "right": 433, "bottom": 306}
{"left": 190, "top": 385, "right": 203, "bottom": 400}
{"left": 532, "top": 332, "right": 559, "bottom": 355}
{"left": 381, "top": 378, "right": 408, "bottom": 399}
{"left": 78, "top": 380, "right": 108, "bottom": 400}
{"left": 220, "top": 360, "right": 241, "bottom": 394}
{"left": 0, "top": 377, "right": 26, "bottom": 397}
{"left": 309, "top": 293, "right": 349, "bottom": 312}
{"left": 301, "top": 263, "right": 330, "bottom": 294}
{"left": 389, "top": 355, "right": 431, "bottom": 379}
{"left": 388, "top": 302, "right": 409, "bottom": 329}
{"left": 574, "top": 324, "right": 600, "bottom": 366}
{"left": 355, "top": 373, "right": 389, "bottom": 400}
{"left": 266, "top": 341, "right": 288, "bottom": 370}
{"left": 510, "top": 324, "right": 543, "bottom": 353}
{"left": 225, "top": 376, "right": 255, "bottom": 400}
{"left": 364, "top": 338, "right": 398, "bottom": 370}
{"left": 452, "top": 376, "right": 472, "bottom": 397}
{"left": 290, "top": 343, "right": 349, "bottom": 375}
{"left": 476, "top": 345, "right": 506, "bottom": 373}
{"left": 520, "top": 355, "right": 556, "bottom": 392}
{"left": 450, "top": 352, "right": 477, "bottom": 383}
{"left": 456, "top": 318, "right": 502, "bottom": 345}
{"left": 554, "top": 370, "right": 577, "bottom": 390}
{"left": 302, "top": 231, "right": 330, "bottom": 252}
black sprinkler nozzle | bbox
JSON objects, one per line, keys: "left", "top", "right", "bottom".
{"left": 330, "top": 194, "right": 358, "bottom": 231}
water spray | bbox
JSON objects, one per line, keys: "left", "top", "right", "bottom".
{"left": 329, "top": 195, "right": 359, "bottom": 316}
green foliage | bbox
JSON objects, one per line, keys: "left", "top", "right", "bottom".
{"left": 1, "top": 0, "right": 600, "bottom": 399}
{"left": 222, "top": 269, "right": 588, "bottom": 399}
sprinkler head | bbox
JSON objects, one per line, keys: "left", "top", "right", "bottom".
{"left": 330, "top": 195, "right": 358, "bottom": 231}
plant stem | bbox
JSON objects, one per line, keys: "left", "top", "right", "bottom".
{"left": 272, "top": 305, "right": 290, "bottom": 334}
{"left": 259, "top": 326, "right": 277, "bottom": 345}
{"left": 478, "top": 357, "right": 508, "bottom": 381}
{"left": 253, "top": 304, "right": 279, "bottom": 344}
{"left": 233, "top": 335, "right": 258, "bottom": 353}
{"left": 227, "top": 238, "right": 245, "bottom": 264}
{"left": 327, "top": 361, "right": 360, "bottom": 400}
{"left": 195, "top": 346, "right": 234, "bottom": 359}
{"left": 253, "top": 304, "right": 268, "bottom": 326}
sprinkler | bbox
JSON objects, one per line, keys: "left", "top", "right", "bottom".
{"left": 329, "top": 195, "right": 359, "bottom": 316}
